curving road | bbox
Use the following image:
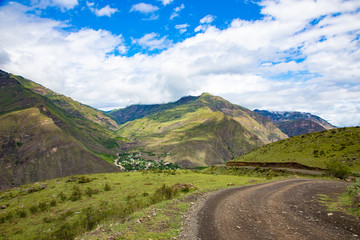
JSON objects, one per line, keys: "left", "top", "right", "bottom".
{"left": 197, "top": 179, "right": 360, "bottom": 240}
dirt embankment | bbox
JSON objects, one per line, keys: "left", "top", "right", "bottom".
{"left": 226, "top": 161, "right": 325, "bottom": 171}
{"left": 182, "top": 179, "right": 359, "bottom": 240}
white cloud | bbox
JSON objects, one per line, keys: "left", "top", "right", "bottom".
{"left": 31, "top": 0, "right": 78, "bottom": 10}
{"left": 170, "top": 3, "right": 185, "bottom": 20}
{"left": 158, "top": 0, "right": 174, "bottom": 6}
{"left": 195, "top": 14, "right": 216, "bottom": 32}
{"left": 92, "top": 5, "right": 118, "bottom": 17}
{"left": 200, "top": 14, "right": 215, "bottom": 24}
{"left": 1, "top": 0, "right": 360, "bottom": 127}
{"left": 132, "top": 33, "right": 172, "bottom": 51}
{"left": 175, "top": 23, "right": 189, "bottom": 34}
{"left": 87, "top": 2, "right": 118, "bottom": 17}
{"left": 130, "top": 3, "right": 159, "bottom": 14}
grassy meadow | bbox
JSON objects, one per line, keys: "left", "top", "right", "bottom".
{"left": 0, "top": 169, "right": 279, "bottom": 240}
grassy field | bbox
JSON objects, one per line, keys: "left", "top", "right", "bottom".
{"left": 230, "top": 127, "right": 360, "bottom": 172}
{"left": 0, "top": 170, "right": 279, "bottom": 240}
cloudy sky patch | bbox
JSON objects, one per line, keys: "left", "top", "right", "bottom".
{"left": 0, "top": 0, "right": 359, "bottom": 127}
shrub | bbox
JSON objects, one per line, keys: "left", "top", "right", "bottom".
{"left": 29, "top": 205, "right": 38, "bottom": 214}
{"left": 58, "top": 192, "right": 67, "bottom": 202}
{"left": 104, "top": 183, "right": 111, "bottom": 191}
{"left": 50, "top": 199, "right": 57, "bottom": 207}
{"left": 17, "top": 210, "right": 27, "bottom": 218}
{"left": 1, "top": 212, "right": 14, "bottom": 223}
{"left": 77, "top": 176, "right": 91, "bottom": 184}
{"left": 43, "top": 216, "right": 53, "bottom": 223}
{"left": 50, "top": 222, "right": 77, "bottom": 240}
{"left": 151, "top": 184, "right": 178, "bottom": 204}
{"left": 85, "top": 187, "right": 98, "bottom": 197}
{"left": 38, "top": 202, "right": 48, "bottom": 212}
{"left": 69, "top": 185, "right": 82, "bottom": 202}
{"left": 347, "top": 181, "right": 360, "bottom": 208}
{"left": 325, "top": 159, "right": 351, "bottom": 179}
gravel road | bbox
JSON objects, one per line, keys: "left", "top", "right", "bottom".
{"left": 181, "top": 179, "right": 360, "bottom": 240}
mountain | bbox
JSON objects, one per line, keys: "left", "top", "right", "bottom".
{"left": 112, "top": 93, "right": 287, "bottom": 167}
{"left": 228, "top": 127, "right": 360, "bottom": 171}
{"left": 11, "top": 74, "right": 118, "bottom": 131}
{"left": 0, "top": 70, "right": 119, "bottom": 190}
{"left": 254, "top": 110, "right": 335, "bottom": 137}
{"left": 109, "top": 95, "right": 199, "bottom": 124}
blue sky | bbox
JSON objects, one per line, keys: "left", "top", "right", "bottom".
{"left": 0, "top": 0, "right": 360, "bottom": 126}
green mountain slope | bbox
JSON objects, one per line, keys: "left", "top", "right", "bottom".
{"left": 0, "top": 70, "right": 118, "bottom": 189}
{"left": 11, "top": 74, "right": 118, "bottom": 131}
{"left": 116, "top": 93, "right": 287, "bottom": 167}
{"left": 229, "top": 127, "right": 360, "bottom": 171}
{"left": 254, "top": 109, "right": 335, "bottom": 137}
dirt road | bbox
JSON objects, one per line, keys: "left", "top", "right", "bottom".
{"left": 197, "top": 179, "right": 360, "bottom": 240}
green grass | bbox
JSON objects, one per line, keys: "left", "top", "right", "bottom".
{"left": 230, "top": 127, "right": 360, "bottom": 172}
{"left": 317, "top": 180, "right": 360, "bottom": 217}
{"left": 0, "top": 170, "right": 276, "bottom": 240}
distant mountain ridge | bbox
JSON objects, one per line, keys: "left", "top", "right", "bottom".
{"left": 254, "top": 110, "right": 335, "bottom": 137}
{"left": 109, "top": 95, "right": 200, "bottom": 124}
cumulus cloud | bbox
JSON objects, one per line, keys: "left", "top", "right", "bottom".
{"left": 1, "top": 0, "right": 360, "bottom": 126}
{"left": 195, "top": 14, "right": 216, "bottom": 32}
{"left": 170, "top": 3, "right": 185, "bottom": 20}
{"left": 90, "top": 4, "right": 118, "bottom": 17}
{"left": 158, "top": 0, "right": 174, "bottom": 6}
{"left": 130, "top": 2, "right": 159, "bottom": 20}
{"left": 130, "top": 3, "right": 159, "bottom": 14}
{"left": 31, "top": 0, "right": 78, "bottom": 10}
{"left": 200, "top": 14, "right": 215, "bottom": 24}
{"left": 175, "top": 23, "right": 189, "bottom": 34}
{"left": 132, "top": 33, "right": 172, "bottom": 51}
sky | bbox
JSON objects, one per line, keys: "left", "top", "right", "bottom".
{"left": 0, "top": 0, "right": 359, "bottom": 127}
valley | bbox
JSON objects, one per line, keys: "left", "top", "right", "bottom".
{"left": 0, "top": 70, "right": 359, "bottom": 240}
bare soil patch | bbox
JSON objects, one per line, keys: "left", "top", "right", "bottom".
{"left": 191, "top": 179, "right": 359, "bottom": 240}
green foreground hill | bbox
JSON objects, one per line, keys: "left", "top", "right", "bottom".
{"left": 229, "top": 127, "right": 360, "bottom": 171}
{"left": 115, "top": 93, "right": 287, "bottom": 167}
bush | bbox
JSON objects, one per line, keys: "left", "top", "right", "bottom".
{"left": 29, "top": 205, "right": 38, "bottom": 214}
{"left": 85, "top": 187, "right": 98, "bottom": 197}
{"left": 69, "top": 185, "right": 82, "bottom": 202}
{"left": 347, "top": 181, "right": 360, "bottom": 208}
{"left": 151, "top": 184, "right": 178, "bottom": 204}
{"left": 77, "top": 176, "right": 91, "bottom": 184}
{"left": 104, "top": 183, "right": 111, "bottom": 191}
{"left": 17, "top": 210, "right": 27, "bottom": 218}
{"left": 38, "top": 202, "right": 48, "bottom": 212}
{"left": 50, "top": 222, "right": 78, "bottom": 240}
{"left": 50, "top": 199, "right": 57, "bottom": 207}
{"left": 58, "top": 192, "right": 67, "bottom": 202}
{"left": 325, "top": 159, "right": 351, "bottom": 179}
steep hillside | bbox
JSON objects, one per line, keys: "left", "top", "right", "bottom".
{"left": 254, "top": 110, "right": 335, "bottom": 136}
{"left": 0, "top": 108, "right": 117, "bottom": 190}
{"left": 117, "top": 93, "right": 287, "bottom": 167}
{"left": 0, "top": 70, "right": 118, "bottom": 189}
{"left": 229, "top": 127, "right": 360, "bottom": 171}
{"left": 11, "top": 74, "right": 118, "bottom": 131}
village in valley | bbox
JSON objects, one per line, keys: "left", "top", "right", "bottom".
{"left": 115, "top": 151, "right": 180, "bottom": 171}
